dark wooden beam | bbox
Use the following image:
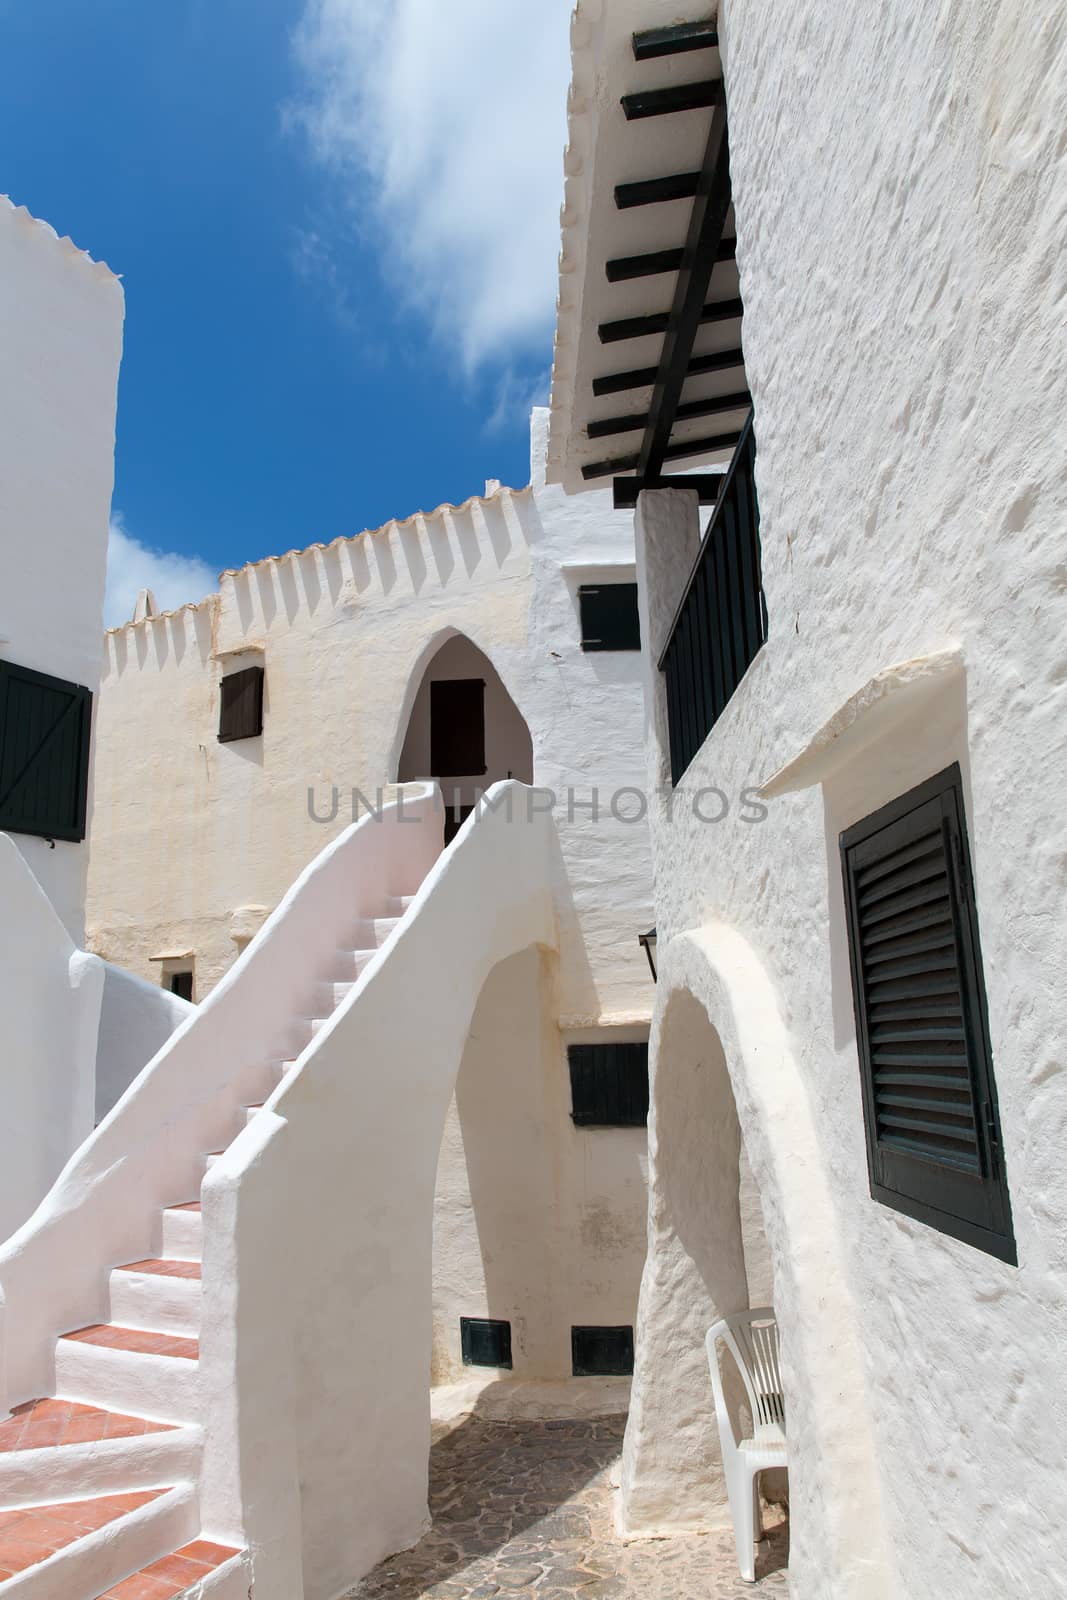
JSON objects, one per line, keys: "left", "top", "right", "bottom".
{"left": 637, "top": 99, "right": 733, "bottom": 478}
{"left": 593, "top": 347, "right": 745, "bottom": 398}
{"left": 606, "top": 236, "right": 735, "bottom": 284}
{"left": 632, "top": 21, "right": 719, "bottom": 61}
{"left": 582, "top": 426, "right": 743, "bottom": 483}
{"left": 615, "top": 171, "right": 700, "bottom": 210}
{"left": 621, "top": 80, "right": 722, "bottom": 121}
{"left": 598, "top": 295, "right": 742, "bottom": 346}
{"left": 613, "top": 474, "right": 723, "bottom": 509}
{"left": 588, "top": 389, "right": 751, "bottom": 441}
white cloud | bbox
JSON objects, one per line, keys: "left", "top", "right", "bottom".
{"left": 104, "top": 514, "right": 217, "bottom": 629}
{"left": 290, "top": 0, "right": 574, "bottom": 369}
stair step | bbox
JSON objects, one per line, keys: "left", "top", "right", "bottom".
{"left": 0, "top": 1400, "right": 175, "bottom": 1454}
{"left": 96, "top": 1540, "right": 247, "bottom": 1599}
{"left": 56, "top": 1328, "right": 200, "bottom": 1426}
{"left": 108, "top": 1263, "right": 201, "bottom": 1340}
{"left": 242, "top": 1103, "right": 264, "bottom": 1127}
{"left": 0, "top": 1484, "right": 195, "bottom": 1598}
{"left": 160, "top": 1206, "right": 201, "bottom": 1264}
{"left": 351, "top": 915, "right": 401, "bottom": 947}
{"left": 314, "top": 981, "right": 355, "bottom": 1013}
{"left": 333, "top": 949, "right": 379, "bottom": 981}
{"left": 384, "top": 894, "right": 415, "bottom": 915}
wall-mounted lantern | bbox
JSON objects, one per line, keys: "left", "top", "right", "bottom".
{"left": 638, "top": 927, "right": 657, "bottom": 982}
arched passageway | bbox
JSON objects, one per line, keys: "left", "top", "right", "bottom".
{"left": 620, "top": 928, "right": 895, "bottom": 1599}
{"left": 398, "top": 634, "right": 533, "bottom": 841}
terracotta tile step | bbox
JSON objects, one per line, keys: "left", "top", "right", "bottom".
{"left": 0, "top": 1399, "right": 174, "bottom": 1454}
{"left": 94, "top": 1538, "right": 241, "bottom": 1599}
{"left": 61, "top": 1326, "right": 199, "bottom": 1361}
{"left": 116, "top": 1259, "right": 202, "bottom": 1281}
{"left": 0, "top": 1489, "right": 166, "bottom": 1579}
{"left": 166, "top": 1203, "right": 200, "bottom": 1213}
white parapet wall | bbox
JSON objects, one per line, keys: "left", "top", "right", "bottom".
{"left": 0, "top": 835, "right": 105, "bottom": 1244}
{"left": 199, "top": 782, "right": 560, "bottom": 1600}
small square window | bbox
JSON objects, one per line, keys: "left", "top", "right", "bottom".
{"left": 168, "top": 971, "right": 194, "bottom": 1002}
{"left": 578, "top": 584, "right": 641, "bottom": 651}
{"left": 460, "top": 1317, "right": 512, "bottom": 1369}
{"left": 218, "top": 665, "right": 264, "bottom": 743}
{"left": 571, "top": 1326, "right": 634, "bottom": 1376}
{"left": 568, "top": 1042, "right": 649, "bottom": 1127}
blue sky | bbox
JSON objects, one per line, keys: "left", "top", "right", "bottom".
{"left": 1, "top": 0, "right": 573, "bottom": 622}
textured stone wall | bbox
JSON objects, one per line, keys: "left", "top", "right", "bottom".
{"left": 626, "top": 1, "right": 1067, "bottom": 1595}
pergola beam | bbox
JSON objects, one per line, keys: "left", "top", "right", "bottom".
{"left": 632, "top": 21, "right": 719, "bottom": 61}
{"left": 636, "top": 101, "right": 733, "bottom": 477}
{"left": 593, "top": 347, "right": 745, "bottom": 399}
{"left": 606, "top": 236, "right": 735, "bottom": 284}
{"left": 612, "top": 474, "right": 724, "bottom": 509}
{"left": 615, "top": 171, "right": 701, "bottom": 210}
{"left": 582, "top": 426, "right": 744, "bottom": 483}
{"left": 588, "top": 389, "right": 751, "bottom": 441}
{"left": 621, "top": 80, "right": 722, "bottom": 121}
{"left": 598, "top": 295, "right": 742, "bottom": 346}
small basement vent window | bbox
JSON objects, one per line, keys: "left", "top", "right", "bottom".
{"left": 460, "top": 1317, "right": 512, "bottom": 1369}
{"left": 578, "top": 584, "right": 641, "bottom": 652}
{"left": 572, "top": 1326, "right": 634, "bottom": 1377}
{"left": 568, "top": 1041, "right": 649, "bottom": 1127}
{"left": 218, "top": 665, "right": 264, "bottom": 743}
{"left": 841, "top": 764, "right": 1015, "bottom": 1264}
{"left": 0, "top": 659, "right": 93, "bottom": 842}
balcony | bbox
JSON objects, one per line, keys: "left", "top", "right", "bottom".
{"left": 659, "top": 413, "right": 766, "bottom": 783}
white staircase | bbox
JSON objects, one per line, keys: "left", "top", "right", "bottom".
{"left": 0, "top": 895, "right": 413, "bottom": 1598}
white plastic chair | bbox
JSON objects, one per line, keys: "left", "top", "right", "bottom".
{"left": 705, "top": 1308, "right": 788, "bottom": 1582}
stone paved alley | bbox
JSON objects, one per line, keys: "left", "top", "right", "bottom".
{"left": 347, "top": 1410, "right": 788, "bottom": 1600}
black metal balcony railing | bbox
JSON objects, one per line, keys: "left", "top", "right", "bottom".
{"left": 658, "top": 412, "right": 766, "bottom": 785}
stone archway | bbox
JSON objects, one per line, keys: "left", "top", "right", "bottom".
{"left": 620, "top": 926, "right": 896, "bottom": 1600}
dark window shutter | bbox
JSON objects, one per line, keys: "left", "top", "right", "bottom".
{"left": 578, "top": 584, "right": 641, "bottom": 651}
{"left": 841, "top": 764, "right": 1015, "bottom": 1263}
{"left": 0, "top": 660, "right": 93, "bottom": 842}
{"left": 430, "top": 679, "right": 486, "bottom": 776}
{"left": 572, "top": 1326, "right": 634, "bottom": 1376}
{"left": 568, "top": 1041, "right": 649, "bottom": 1127}
{"left": 460, "top": 1317, "right": 512, "bottom": 1368}
{"left": 169, "top": 972, "right": 194, "bottom": 1002}
{"left": 218, "top": 666, "right": 264, "bottom": 743}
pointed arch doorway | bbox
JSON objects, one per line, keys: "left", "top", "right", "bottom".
{"left": 397, "top": 634, "right": 533, "bottom": 841}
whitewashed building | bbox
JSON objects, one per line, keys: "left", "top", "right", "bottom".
{"left": 0, "top": 399, "right": 661, "bottom": 1592}
{"left": 0, "top": 196, "right": 129, "bottom": 1241}
{"left": 547, "top": 3, "right": 1067, "bottom": 1598}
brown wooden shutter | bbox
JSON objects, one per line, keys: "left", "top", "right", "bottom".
{"left": 429, "top": 679, "right": 486, "bottom": 776}
{"left": 841, "top": 764, "right": 1015, "bottom": 1263}
{"left": 0, "top": 660, "right": 93, "bottom": 842}
{"left": 218, "top": 666, "right": 264, "bottom": 743}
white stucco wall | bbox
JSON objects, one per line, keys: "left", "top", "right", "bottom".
{"left": 610, "top": 3, "right": 1067, "bottom": 1596}
{"left": 432, "top": 949, "right": 648, "bottom": 1383}
{"left": 87, "top": 411, "right": 657, "bottom": 1384}
{"left": 0, "top": 196, "right": 124, "bottom": 939}
{"left": 0, "top": 198, "right": 124, "bottom": 1241}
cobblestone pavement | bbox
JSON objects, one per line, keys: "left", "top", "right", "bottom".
{"left": 346, "top": 1415, "right": 789, "bottom": 1599}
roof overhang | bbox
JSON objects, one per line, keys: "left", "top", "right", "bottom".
{"left": 548, "top": 4, "right": 748, "bottom": 505}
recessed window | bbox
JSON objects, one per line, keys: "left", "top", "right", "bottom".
{"left": 578, "top": 584, "right": 641, "bottom": 651}
{"left": 567, "top": 1041, "right": 649, "bottom": 1127}
{"left": 218, "top": 665, "right": 264, "bottom": 743}
{"left": 460, "top": 1317, "right": 512, "bottom": 1369}
{"left": 0, "top": 659, "right": 93, "bottom": 842}
{"left": 168, "top": 971, "right": 194, "bottom": 1002}
{"left": 572, "top": 1326, "right": 634, "bottom": 1376}
{"left": 840, "top": 764, "right": 1015, "bottom": 1264}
